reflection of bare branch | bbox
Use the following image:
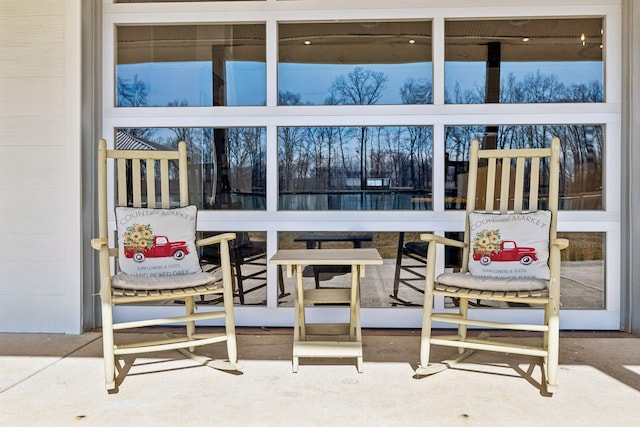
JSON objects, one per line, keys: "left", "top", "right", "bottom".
{"left": 277, "top": 125, "right": 433, "bottom": 193}
{"left": 445, "top": 124, "right": 603, "bottom": 209}
{"left": 117, "top": 75, "right": 148, "bottom": 107}
{"left": 330, "top": 66, "right": 388, "bottom": 105}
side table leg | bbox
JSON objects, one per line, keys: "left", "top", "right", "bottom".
{"left": 296, "top": 265, "right": 306, "bottom": 340}
{"left": 353, "top": 264, "right": 364, "bottom": 373}
{"left": 293, "top": 264, "right": 303, "bottom": 373}
{"left": 293, "top": 293, "right": 300, "bottom": 373}
{"left": 356, "top": 275, "right": 362, "bottom": 343}
{"left": 349, "top": 265, "right": 358, "bottom": 341}
{"left": 293, "top": 354, "right": 299, "bottom": 373}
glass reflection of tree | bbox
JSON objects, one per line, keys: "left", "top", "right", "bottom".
{"left": 116, "top": 75, "right": 156, "bottom": 140}
{"left": 445, "top": 124, "right": 604, "bottom": 210}
{"left": 329, "top": 67, "right": 387, "bottom": 190}
{"left": 154, "top": 125, "right": 268, "bottom": 210}
{"left": 117, "top": 64, "right": 603, "bottom": 211}
{"left": 278, "top": 67, "right": 434, "bottom": 207}
{"left": 445, "top": 70, "right": 603, "bottom": 104}
{"left": 227, "top": 127, "right": 265, "bottom": 195}
{"left": 400, "top": 78, "right": 432, "bottom": 191}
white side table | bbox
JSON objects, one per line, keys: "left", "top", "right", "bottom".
{"left": 270, "top": 248, "right": 383, "bottom": 372}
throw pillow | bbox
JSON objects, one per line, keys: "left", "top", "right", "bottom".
{"left": 115, "top": 205, "right": 202, "bottom": 277}
{"left": 468, "top": 210, "right": 551, "bottom": 280}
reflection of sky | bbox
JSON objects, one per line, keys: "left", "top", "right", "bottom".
{"left": 226, "top": 61, "right": 267, "bottom": 105}
{"left": 118, "top": 62, "right": 211, "bottom": 106}
{"left": 117, "top": 60, "right": 602, "bottom": 107}
{"left": 278, "top": 62, "right": 432, "bottom": 104}
{"left": 117, "top": 61, "right": 266, "bottom": 107}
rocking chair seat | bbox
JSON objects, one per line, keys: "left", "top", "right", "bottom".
{"left": 111, "top": 281, "right": 225, "bottom": 301}
{"left": 433, "top": 283, "right": 549, "bottom": 304}
{"left": 437, "top": 272, "right": 548, "bottom": 292}
{"left": 111, "top": 270, "right": 223, "bottom": 290}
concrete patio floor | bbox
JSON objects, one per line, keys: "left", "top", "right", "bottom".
{"left": 1, "top": 328, "right": 639, "bottom": 426}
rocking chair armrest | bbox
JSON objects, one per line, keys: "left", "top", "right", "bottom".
{"left": 196, "top": 232, "right": 237, "bottom": 248}
{"left": 91, "top": 238, "right": 108, "bottom": 250}
{"left": 552, "top": 238, "right": 570, "bottom": 250}
{"left": 420, "top": 233, "right": 467, "bottom": 249}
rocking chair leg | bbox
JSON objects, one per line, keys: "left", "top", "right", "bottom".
{"left": 417, "top": 281, "right": 441, "bottom": 375}
{"left": 185, "top": 296, "right": 196, "bottom": 352}
{"left": 457, "top": 298, "right": 469, "bottom": 355}
{"left": 101, "top": 300, "right": 117, "bottom": 391}
{"left": 441, "top": 331, "right": 490, "bottom": 367}
{"left": 545, "top": 310, "right": 560, "bottom": 393}
{"left": 174, "top": 346, "right": 241, "bottom": 371}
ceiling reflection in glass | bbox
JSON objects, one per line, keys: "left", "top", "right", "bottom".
{"left": 278, "top": 21, "right": 433, "bottom": 106}
{"left": 116, "top": 24, "right": 266, "bottom": 107}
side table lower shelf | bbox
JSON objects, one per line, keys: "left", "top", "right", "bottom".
{"left": 293, "top": 341, "right": 363, "bottom": 372}
{"left": 294, "top": 287, "right": 363, "bottom": 372}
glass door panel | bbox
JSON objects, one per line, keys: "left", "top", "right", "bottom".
{"left": 445, "top": 18, "right": 604, "bottom": 104}
{"left": 445, "top": 124, "right": 604, "bottom": 211}
{"left": 278, "top": 21, "right": 432, "bottom": 105}
{"left": 278, "top": 126, "right": 433, "bottom": 210}
{"left": 116, "top": 24, "right": 266, "bottom": 107}
{"left": 115, "top": 127, "right": 267, "bottom": 211}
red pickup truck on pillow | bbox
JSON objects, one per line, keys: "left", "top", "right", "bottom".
{"left": 473, "top": 240, "right": 537, "bottom": 266}
{"left": 124, "top": 235, "right": 190, "bottom": 263}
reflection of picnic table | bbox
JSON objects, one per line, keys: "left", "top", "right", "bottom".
{"left": 293, "top": 234, "right": 374, "bottom": 287}
{"left": 294, "top": 233, "right": 373, "bottom": 249}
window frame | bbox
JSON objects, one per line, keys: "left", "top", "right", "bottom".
{"left": 102, "top": 0, "right": 622, "bottom": 329}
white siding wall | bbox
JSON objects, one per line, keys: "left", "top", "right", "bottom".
{"left": 0, "top": 0, "right": 82, "bottom": 333}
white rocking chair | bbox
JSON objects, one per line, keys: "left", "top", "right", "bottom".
{"left": 416, "top": 137, "right": 568, "bottom": 395}
{"left": 91, "top": 138, "right": 239, "bottom": 392}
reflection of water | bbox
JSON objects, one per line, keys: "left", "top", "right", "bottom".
{"left": 279, "top": 191, "right": 432, "bottom": 210}
{"left": 229, "top": 191, "right": 601, "bottom": 211}
{"left": 231, "top": 193, "right": 266, "bottom": 210}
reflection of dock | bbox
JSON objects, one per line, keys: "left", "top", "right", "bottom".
{"left": 279, "top": 190, "right": 433, "bottom": 210}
